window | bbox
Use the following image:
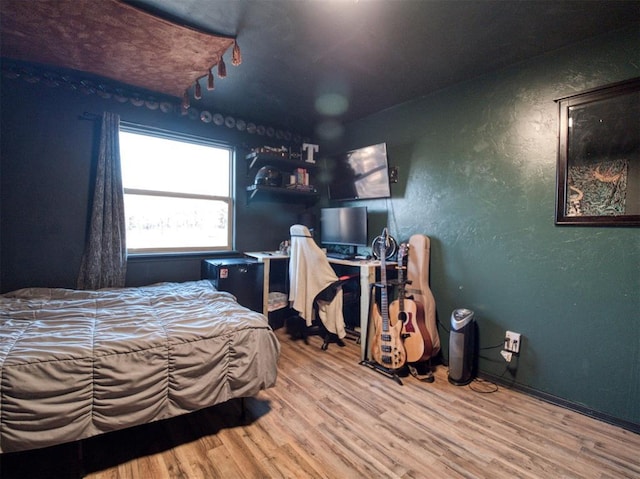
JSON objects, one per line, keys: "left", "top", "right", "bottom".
{"left": 119, "top": 126, "right": 233, "bottom": 254}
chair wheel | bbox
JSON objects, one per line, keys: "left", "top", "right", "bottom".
{"left": 321, "top": 342, "right": 329, "bottom": 351}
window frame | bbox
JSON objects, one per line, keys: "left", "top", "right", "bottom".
{"left": 119, "top": 123, "right": 235, "bottom": 255}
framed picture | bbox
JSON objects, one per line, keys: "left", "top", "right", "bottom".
{"left": 555, "top": 77, "right": 640, "bottom": 226}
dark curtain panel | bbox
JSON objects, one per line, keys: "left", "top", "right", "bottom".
{"left": 77, "top": 112, "right": 127, "bottom": 289}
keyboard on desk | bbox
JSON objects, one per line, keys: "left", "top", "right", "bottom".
{"left": 326, "top": 252, "right": 356, "bottom": 260}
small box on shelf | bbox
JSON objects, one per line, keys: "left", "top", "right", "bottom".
{"left": 288, "top": 167, "right": 310, "bottom": 187}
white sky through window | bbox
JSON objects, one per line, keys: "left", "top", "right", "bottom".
{"left": 119, "top": 132, "right": 229, "bottom": 196}
{"left": 119, "top": 130, "right": 233, "bottom": 252}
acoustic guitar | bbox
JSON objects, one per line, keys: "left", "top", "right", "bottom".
{"left": 389, "top": 243, "right": 433, "bottom": 363}
{"left": 370, "top": 228, "right": 406, "bottom": 370}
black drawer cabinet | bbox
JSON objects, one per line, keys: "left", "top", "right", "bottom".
{"left": 201, "top": 258, "right": 264, "bottom": 314}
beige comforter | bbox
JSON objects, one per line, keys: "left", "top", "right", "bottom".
{"left": 0, "top": 280, "right": 280, "bottom": 453}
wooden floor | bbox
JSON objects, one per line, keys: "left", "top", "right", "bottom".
{"left": 2, "top": 326, "right": 638, "bottom": 479}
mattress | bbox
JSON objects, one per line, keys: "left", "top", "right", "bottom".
{"left": 0, "top": 280, "right": 280, "bottom": 453}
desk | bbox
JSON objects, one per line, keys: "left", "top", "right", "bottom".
{"left": 244, "top": 252, "right": 289, "bottom": 318}
{"left": 245, "top": 252, "right": 394, "bottom": 361}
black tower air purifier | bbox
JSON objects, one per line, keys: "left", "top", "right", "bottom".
{"left": 448, "top": 308, "right": 476, "bottom": 386}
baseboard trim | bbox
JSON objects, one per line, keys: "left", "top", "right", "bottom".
{"left": 478, "top": 371, "right": 640, "bottom": 435}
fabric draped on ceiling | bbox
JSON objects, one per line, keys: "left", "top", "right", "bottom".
{"left": 0, "top": 0, "right": 240, "bottom": 106}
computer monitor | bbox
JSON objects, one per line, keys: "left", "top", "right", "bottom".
{"left": 320, "top": 206, "right": 368, "bottom": 250}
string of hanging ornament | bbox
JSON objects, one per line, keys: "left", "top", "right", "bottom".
{"left": 182, "top": 39, "right": 241, "bottom": 112}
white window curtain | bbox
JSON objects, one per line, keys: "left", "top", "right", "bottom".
{"left": 77, "top": 112, "right": 127, "bottom": 289}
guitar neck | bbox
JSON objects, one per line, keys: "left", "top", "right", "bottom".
{"left": 398, "top": 260, "right": 404, "bottom": 311}
{"left": 397, "top": 249, "right": 405, "bottom": 309}
{"left": 379, "top": 237, "right": 389, "bottom": 331}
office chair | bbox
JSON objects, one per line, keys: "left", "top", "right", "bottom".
{"left": 288, "top": 224, "right": 355, "bottom": 350}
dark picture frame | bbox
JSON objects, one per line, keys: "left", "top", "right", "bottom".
{"left": 555, "top": 77, "right": 640, "bottom": 226}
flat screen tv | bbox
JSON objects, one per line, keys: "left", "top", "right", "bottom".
{"left": 326, "top": 142, "right": 391, "bottom": 201}
{"left": 320, "top": 206, "right": 368, "bottom": 247}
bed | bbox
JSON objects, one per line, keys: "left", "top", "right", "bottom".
{"left": 0, "top": 280, "right": 280, "bottom": 453}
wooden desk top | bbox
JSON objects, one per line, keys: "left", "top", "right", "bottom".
{"left": 245, "top": 251, "right": 395, "bottom": 267}
{"left": 245, "top": 251, "right": 289, "bottom": 261}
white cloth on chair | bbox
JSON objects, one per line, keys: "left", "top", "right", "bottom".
{"left": 288, "top": 224, "right": 346, "bottom": 338}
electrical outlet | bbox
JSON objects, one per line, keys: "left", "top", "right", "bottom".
{"left": 504, "top": 331, "right": 521, "bottom": 354}
{"left": 500, "top": 350, "right": 512, "bottom": 362}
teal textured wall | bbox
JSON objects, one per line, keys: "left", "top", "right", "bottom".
{"left": 338, "top": 27, "right": 639, "bottom": 426}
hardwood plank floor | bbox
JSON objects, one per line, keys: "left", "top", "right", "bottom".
{"left": 2, "top": 326, "right": 638, "bottom": 478}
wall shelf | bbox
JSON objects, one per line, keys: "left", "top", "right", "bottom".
{"left": 245, "top": 184, "right": 319, "bottom": 204}
{"left": 246, "top": 151, "right": 319, "bottom": 205}
{"left": 246, "top": 151, "right": 317, "bottom": 174}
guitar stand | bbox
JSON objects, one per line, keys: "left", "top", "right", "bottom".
{"left": 407, "top": 361, "right": 435, "bottom": 383}
{"left": 359, "top": 359, "right": 403, "bottom": 385}
{"left": 359, "top": 283, "right": 405, "bottom": 385}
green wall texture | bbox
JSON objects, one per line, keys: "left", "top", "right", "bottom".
{"left": 336, "top": 27, "right": 639, "bottom": 427}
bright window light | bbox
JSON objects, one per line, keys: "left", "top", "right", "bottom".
{"left": 119, "top": 129, "right": 233, "bottom": 254}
